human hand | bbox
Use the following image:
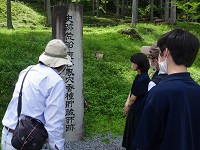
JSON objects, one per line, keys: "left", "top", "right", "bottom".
{"left": 123, "top": 105, "right": 129, "bottom": 116}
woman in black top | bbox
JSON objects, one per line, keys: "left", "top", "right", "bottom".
{"left": 122, "top": 53, "right": 150, "bottom": 150}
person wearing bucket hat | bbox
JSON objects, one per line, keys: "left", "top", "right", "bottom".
{"left": 2, "top": 39, "right": 72, "bottom": 150}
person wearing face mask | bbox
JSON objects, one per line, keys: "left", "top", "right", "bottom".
{"left": 133, "top": 29, "right": 200, "bottom": 150}
{"left": 122, "top": 53, "right": 150, "bottom": 150}
{"left": 141, "top": 43, "right": 167, "bottom": 91}
{"left": 1, "top": 39, "right": 72, "bottom": 150}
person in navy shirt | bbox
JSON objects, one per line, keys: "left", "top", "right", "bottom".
{"left": 133, "top": 29, "right": 200, "bottom": 150}
{"left": 122, "top": 53, "right": 150, "bottom": 150}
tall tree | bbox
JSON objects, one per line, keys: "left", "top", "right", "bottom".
{"left": 92, "top": 0, "right": 99, "bottom": 16}
{"left": 96, "top": 0, "right": 99, "bottom": 16}
{"left": 160, "top": 0, "right": 164, "bottom": 18}
{"left": 125, "top": 0, "right": 129, "bottom": 15}
{"left": 46, "top": 0, "right": 52, "bottom": 26}
{"left": 170, "top": 0, "right": 176, "bottom": 24}
{"left": 131, "top": 0, "right": 137, "bottom": 25}
{"left": 165, "top": 0, "right": 169, "bottom": 22}
{"left": 121, "top": 0, "right": 125, "bottom": 18}
{"left": 93, "top": 0, "right": 95, "bottom": 15}
{"left": 116, "top": 0, "right": 119, "bottom": 17}
{"left": 160, "top": 0, "right": 163, "bottom": 8}
{"left": 7, "top": 0, "right": 13, "bottom": 29}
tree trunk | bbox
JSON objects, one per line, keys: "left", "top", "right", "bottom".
{"left": 164, "top": 0, "right": 169, "bottom": 22}
{"left": 150, "top": 0, "right": 154, "bottom": 21}
{"left": 160, "top": 0, "right": 163, "bottom": 18}
{"left": 170, "top": 0, "right": 176, "bottom": 25}
{"left": 96, "top": 0, "right": 99, "bottom": 16}
{"left": 43, "top": 0, "right": 46, "bottom": 11}
{"left": 160, "top": 0, "right": 163, "bottom": 8}
{"left": 116, "top": 0, "right": 119, "bottom": 17}
{"left": 92, "top": 0, "right": 95, "bottom": 16}
{"left": 125, "top": 0, "right": 129, "bottom": 16}
{"left": 131, "top": 0, "right": 137, "bottom": 25}
{"left": 6, "top": 0, "right": 13, "bottom": 29}
{"left": 136, "top": 0, "right": 138, "bottom": 22}
{"left": 46, "top": 0, "right": 52, "bottom": 26}
{"left": 121, "top": 0, "right": 125, "bottom": 18}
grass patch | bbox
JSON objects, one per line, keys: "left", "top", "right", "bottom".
{"left": 0, "top": 0, "right": 46, "bottom": 28}
{"left": 0, "top": 28, "right": 51, "bottom": 132}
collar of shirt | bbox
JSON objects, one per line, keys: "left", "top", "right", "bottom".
{"left": 159, "top": 72, "right": 190, "bottom": 84}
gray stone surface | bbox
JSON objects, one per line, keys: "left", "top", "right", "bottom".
{"left": 65, "top": 133, "right": 125, "bottom": 150}
{"left": 52, "top": 4, "right": 84, "bottom": 141}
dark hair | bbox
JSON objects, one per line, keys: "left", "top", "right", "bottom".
{"left": 149, "top": 51, "right": 159, "bottom": 60}
{"left": 130, "top": 53, "right": 150, "bottom": 72}
{"left": 157, "top": 29, "right": 200, "bottom": 67}
{"left": 149, "top": 43, "right": 160, "bottom": 59}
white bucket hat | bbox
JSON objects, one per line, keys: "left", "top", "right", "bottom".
{"left": 39, "top": 39, "right": 72, "bottom": 67}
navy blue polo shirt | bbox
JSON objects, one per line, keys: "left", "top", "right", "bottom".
{"left": 130, "top": 72, "right": 150, "bottom": 111}
{"left": 133, "top": 72, "right": 200, "bottom": 150}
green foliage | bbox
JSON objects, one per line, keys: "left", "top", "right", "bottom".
{"left": 138, "top": 5, "right": 151, "bottom": 19}
{"left": 0, "top": 0, "right": 46, "bottom": 28}
{"left": 0, "top": 0, "right": 7, "bottom": 23}
{"left": 176, "top": 1, "right": 200, "bottom": 21}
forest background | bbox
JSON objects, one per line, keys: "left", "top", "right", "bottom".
{"left": 0, "top": 0, "right": 200, "bottom": 143}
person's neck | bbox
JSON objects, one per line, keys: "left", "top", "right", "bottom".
{"left": 167, "top": 62, "right": 187, "bottom": 75}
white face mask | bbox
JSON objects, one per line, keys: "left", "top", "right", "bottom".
{"left": 158, "top": 58, "right": 167, "bottom": 73}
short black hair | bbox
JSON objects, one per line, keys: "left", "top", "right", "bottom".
{"left": 130, "top": 53, "right": 150, "bottom": 72}
{"left": 157, "top": 29, "right": 200, "bottom": 67}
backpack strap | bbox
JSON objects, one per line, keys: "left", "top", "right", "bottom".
{"left": 17, "top": 66, "right": 34, "bottom": 121}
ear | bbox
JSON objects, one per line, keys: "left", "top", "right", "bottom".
{"left": 163, "top": 48, "right": 170, "bottom": 58}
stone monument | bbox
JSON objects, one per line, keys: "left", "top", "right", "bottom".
{"left": 52, "top": 4, "right": 84, "bottom": 141}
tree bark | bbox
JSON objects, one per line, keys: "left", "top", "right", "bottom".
{"left": 92, "top": 0, "right": 95, "bottom": 16}
{"left": 125, "top": 0, "right": 129, "bottom": 15}
{"left": 96, "top": 0, "right": 99, "bottom": 16}
{"left": 7, "top": 0, "right": 13, "bottom": 29}
{"left": 46, "top": 0, "right": 52, "bottom": 26}
{"left": 116, "top": 0, "right": 119, "bottom": 17}
{"left": 131, "top": 0, "right": 137, "bottom": 25}
{"left": 160, "top": 0, "right": 163, "bottom": 18}
{"left": 164, "top": 0, "right": 169, "bottom": 22}
{"left": 121, "top": 0, "right": 125, "bottom": 18}
{"left": 170, "top": 0, "right": 176, "bottom": 25}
